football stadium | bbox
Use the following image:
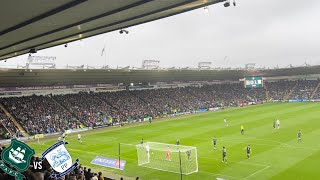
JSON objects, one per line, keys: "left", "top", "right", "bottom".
{"left": 1, "top": 1, "right": 320, "bottom": 180}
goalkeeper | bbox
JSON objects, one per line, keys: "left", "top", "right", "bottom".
{"left": 166, "top": 146, "right": 171, "bottom": 161}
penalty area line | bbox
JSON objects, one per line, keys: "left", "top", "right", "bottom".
{"left": 199, "top": 170, "right": 244, "bottom": 180}
{"left": 244, "top": 165, "right": 270, "bottom": 179}
{"left": 198, "top": 156, "right": 269, "bottom": 167}
{"left": 119, "top": 143, "right": 136, "bottom": 146}
{"left": 67, "top": 148, "right": 137, "bottom": 161}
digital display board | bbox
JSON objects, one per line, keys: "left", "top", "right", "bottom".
{"left": 244, "top": 76, "right": 263, "bottom": 88}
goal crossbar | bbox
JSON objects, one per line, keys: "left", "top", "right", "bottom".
{"left": 136, "top": 142, "right": 198, "bottom": 175}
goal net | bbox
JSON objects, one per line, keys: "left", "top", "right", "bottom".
{"left": 136, "top": 142, "right": 198, "bottom": 175}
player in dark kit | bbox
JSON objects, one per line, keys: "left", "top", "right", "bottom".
{"left": 241, "top": 125, "right": 244, "bottom": 135}
{"left": 244, "top": 145, "right": 251, "bottom": 159}
{"left": 176, "top": 139, "right": 180, "bottom": 146}
{"left": 213, "top": 136, "right": 217, "bottom": 150}
{"left": 186, "top": 150, "right": 192, "bottom": 161}
{"left": 273, "top": 120, "right": 276, "bottom": 129}
{"left": 297, "top": 130, "right": 302, "bottom": 142}
{"left": 222, "top": 146, "right": 227, "bottom": 163}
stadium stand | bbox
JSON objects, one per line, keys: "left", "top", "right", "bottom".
{"left": 131, "top": 88, "right": 173, "bottom": 114}
{"left": 265, "top": 81, "right": 297, "bottom": 100}
{"left": 97, "top": 91, "right": 157, "bottom": 121}
{"left": 288, "top": 80, "right": 320, "bottom": 100}
{"left": 313, "top": 82, "right": 320, "bottom": 99}
{"left": 0, "top": 79, "right": 319, "bottom": 180}
{"left": 1, "top": 80, "right": 318, "bottom": 137}
{"left": 0, "top": 95, "right": 79, "bottom": 135}
{"left": 0, "top": 109, "right": 20, "bottom": 139}
{"left": 53, "top": 92, "right": 114, "bottom": 128}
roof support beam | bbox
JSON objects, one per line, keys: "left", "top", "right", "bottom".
{"left": 0, "top": 0, "right": 226, "bottom": 60}
{"left": 0, "top": 0, "right": 153, "bottom": 51}
{"left": 0, "top": 0, "right": 198, "bottom": 59}
{"left": 0, "top": 0, "right": 87, "bottom": 36}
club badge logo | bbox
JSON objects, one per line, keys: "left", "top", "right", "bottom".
{"left": 0, "top": 138, "right": 35, "bottom": 180}
{"left": 41, "top": 141, "right": 79, "bottom": 178}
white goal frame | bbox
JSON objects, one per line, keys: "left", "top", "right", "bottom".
{"left": 136, "top": 142, "right": 198, "bottom": 175}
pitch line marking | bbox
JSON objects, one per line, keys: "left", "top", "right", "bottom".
{"left": 198, "top": 156, "right": 269, "bottom": 167}
{"left": 199, "top": 170, "right": 244, "bottom": 180}
{"left": 220, "top": 138, "right": 320, "bottom": 151}
{"left": 68, "top": 148, "right": 106, "bottom": 156}
{"left": 244, "top": 165, "right": 270, "bottom": 179}
{"left": 217, "top": 137, "right": 292, "bottom": 147}
{"left": 191, "top": 136, "right": 292, "bottom": 149}
{"left": 42, "top": 143, "right": 270, "bottom": 179}
{"left": 120, "top": 143, "right": 136, "bottom": 146}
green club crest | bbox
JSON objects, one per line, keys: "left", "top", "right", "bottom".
{"left": 1, "top": 139, "right": 35, "bottom": 172}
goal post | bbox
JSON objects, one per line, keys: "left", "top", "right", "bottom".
{"left": 136, "top": 142, "right": 198, "bottom": 175}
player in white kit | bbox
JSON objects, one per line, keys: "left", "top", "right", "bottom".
{"left": 78, "top": 134, "right": 82, "bottom": 143}
{"left": 224, "top": 118, "right": 229, "bottom": 127}
{"left": 276, "top": 119, "right": 280, "bottom": 129}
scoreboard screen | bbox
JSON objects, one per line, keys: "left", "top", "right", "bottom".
{"left": 244, "top": 76, "right": 263, "bottom": 88}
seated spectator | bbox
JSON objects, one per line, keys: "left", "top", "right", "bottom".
{"left": 91, "top": 173, "right": 98, "bottom": 180}
{"left": 98, "top": 172, "right": 104, "bottom": 180}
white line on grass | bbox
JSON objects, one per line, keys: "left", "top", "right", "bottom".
{"left": 199, "top": 170, "right": 245, "bottom": 180}
{"left": 195, "top": 137, "right": 320, "bottom": 151}
{"left": 68, "top": 148, "right": 268, "bottom": 180}
{"left": 244, "top": 165, "right": 270, "bottom": 179}
{"left": 232, "top": 139, "right": 320, "bottom": 151}
{"left": 68, "top": 148, "right": 98, "bottom": 155}
{"left": 67, "top": 148, "right": 138, "bottom": 161}
{"left": 198, "top": 156, "right": 269, "bottom": 167}
{"left": 119, "top": 143, "right": 136, "bottom": 146}
{"left": 215, "top": 137, "right": 292, "bottom": 147}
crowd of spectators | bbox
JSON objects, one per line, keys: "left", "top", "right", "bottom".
{"left": 313, "top": 83, "right": 320, "bottom": 99}
{"left": 97, "top": 91, "right": 157, "bottom": 121}
{"left": 265, "top": 80, "right": 320, "bottom": 100}
{"left": 196, "top": 84, "right": 266, "bottom": 107}
{"left": 0, "top": 95, "right": 79, "bottom": 135}
{"left": 0, "top": 80, "right": 319, "bottom": 136}
{"left": 288, "top": 80, "right": 319, "bottom": 100}
{"left": 265, "top": 81, "right": 297, "bottom": 100}
{"left": 53, "top": 92, "right": 115, "bottom": 128}
{"left": 0, "top": 109, "right": 21, "bottom": 139}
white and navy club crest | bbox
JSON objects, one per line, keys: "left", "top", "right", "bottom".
{"left": 41, "top": 141, "right": 79, "bottom": 178}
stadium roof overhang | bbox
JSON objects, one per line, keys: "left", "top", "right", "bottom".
{"left": 1, "top": 66, "right": 320, "bottom": 87}
{"left": 0, "top": 0, "right": 225, "bottom": 61}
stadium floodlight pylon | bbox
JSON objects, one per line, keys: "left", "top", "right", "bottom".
{"left": 136, "top": 142, "right": 198, "bottom": 175}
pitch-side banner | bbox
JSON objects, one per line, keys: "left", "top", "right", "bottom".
{"left": 91, "top": 156, "right": 126, "bottom": 170}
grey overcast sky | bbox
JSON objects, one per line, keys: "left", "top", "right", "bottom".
{"left": 2, "top": 0, "right": 320, "bottom": 68}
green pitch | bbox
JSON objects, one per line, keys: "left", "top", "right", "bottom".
{"left": 29, "top": 103, "right": 320, "bottom": 180}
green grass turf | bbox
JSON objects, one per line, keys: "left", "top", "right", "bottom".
{"left": 28, "top": 102, "right": 320, "bottom": 180}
